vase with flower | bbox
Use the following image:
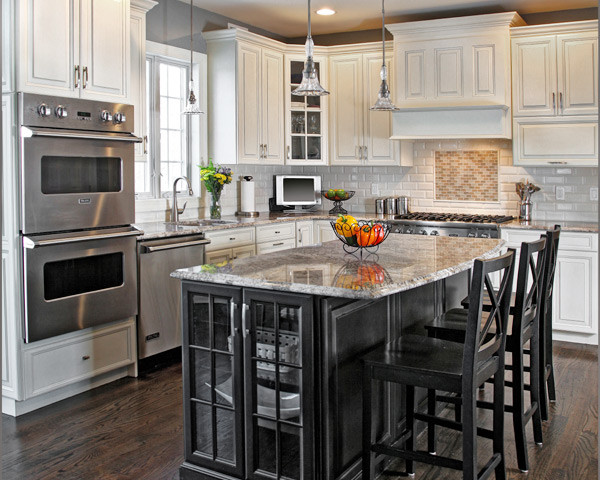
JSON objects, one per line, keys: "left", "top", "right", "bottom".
{"left": 200, "top": 161, "right": 233, "bottom": 219}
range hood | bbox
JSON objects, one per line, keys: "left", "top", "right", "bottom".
{"left": 386, "top": 12, "right": 525, "bottom": 139}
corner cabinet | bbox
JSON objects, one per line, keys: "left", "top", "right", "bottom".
{"left": 511, "top": 21, "right": 598, "bottom": 165}
{"left": 329, "top": 46, "right": 399, "bottom": 166}
{"left": 284, "top": 54, "right": 329, "bottom": 166}
{"left": 180, "top": 283, "right": 315, "bottom": 479}
{"left": 205, "top": 30, "right": 285, "bottom": 166}
{"left": 18, "top": 0, "right": 130, "bottom": 101}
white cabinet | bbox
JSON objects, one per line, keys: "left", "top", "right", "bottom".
{"left": 205, "top": 30, "right": 284, "bottom": 165}
{"left": 256, "top": 222, "right": 296, "bottom": 254}
{"left": 2, "top": 0, "right": 15, "bottom": 92}
{"left": 129, "top": 0, "right": 156, "bottom": 160}
{"left": 285, "top": 53, "right": 328, "bottom": 165}
{"left": 205, "top": 227, "right": 256, "bottom": 263}
{"left": 314, "top": 220, "right": 337, "bottom": 244}
{"left": 18, "top": 0, "right": 130, "bottom": 100}
{"left": 329, "top": 48, "right": 398, "bottom": 166}
{"left": 296, "top": 221, "right": 315, "bottom": 247}
{"left": 205, "top": 244, "right": 256, "bottom": 264}
{"left": 501, "top": 228, "right": 598, "bottom": 345}
{"left": 511, "top": 21, "right": 598, "bottom": 166}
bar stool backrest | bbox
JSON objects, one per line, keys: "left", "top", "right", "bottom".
{"left": 539, "top": 226, "right": 561, "bottom": 368}
{"left": 463, "top": 249, "right": 515, "bottom": 387}
{"left": 514, "top": 237, "right": 547, "bottom": 339}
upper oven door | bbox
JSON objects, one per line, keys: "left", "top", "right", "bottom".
{"left": 20, "top": 127, "right": 139, "bottom": 234}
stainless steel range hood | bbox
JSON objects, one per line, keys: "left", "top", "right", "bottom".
{"left": 386, "top": 12, "right": 526, "bottom": 139}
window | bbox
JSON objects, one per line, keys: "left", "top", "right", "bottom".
{"left": 138, "top": 55, "right": 191, "bottom": 198}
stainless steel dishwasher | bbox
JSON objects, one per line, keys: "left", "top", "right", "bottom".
{"left": 137, "top": 234, "right": 210, "bottom": 359}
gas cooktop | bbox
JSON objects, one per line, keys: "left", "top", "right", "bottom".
{"left": 394, "top": 212, "right": 514, "bottom": 224}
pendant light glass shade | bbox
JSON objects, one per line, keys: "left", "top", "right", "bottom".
{"left": 293, "top": 0, "right": 329, "bottom": 96}
{"left": 182, "top": 0, "right": 204, "bottom": 115}
{"left": 370, "top": 0, "right": 399, "bottom": 111}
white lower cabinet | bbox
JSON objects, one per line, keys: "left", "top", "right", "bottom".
{"left": 501, "top": 228, "right": 598, "bottom": 344}
{"left": 23, "top": 319, "right": 136, "bottom": 398}
{"left": 256, "top": 222, "right": 296, "bottom": 254}
{"left": 314, "top": 220, "right": 337, "bottom": 244}
{"left": 296, "top": 221, "right": 315, "bottom": 247}
{"left": 257, "top": 237, "right": 296, "bottom": 255}
{"left": 205, "top": 245, "right": 256, "bottom": 264}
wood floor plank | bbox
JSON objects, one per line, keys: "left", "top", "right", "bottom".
{"left": 2, "top": 342, "right": 597, "bottom": 479}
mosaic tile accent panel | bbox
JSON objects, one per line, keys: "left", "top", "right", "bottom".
{"left": 434, "top": 150, "right": 499, "bottom": 202}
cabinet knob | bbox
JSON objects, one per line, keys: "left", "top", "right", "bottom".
{"left": 82, "top": 355, "right": 90, "bottom": 360}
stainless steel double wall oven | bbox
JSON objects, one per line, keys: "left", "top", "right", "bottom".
{"left": 19, "top": 93, "right": 141, "bottom": 342}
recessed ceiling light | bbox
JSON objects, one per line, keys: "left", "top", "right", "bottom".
{"left": 316, "top": 8, "right": 336, "bottom": 15}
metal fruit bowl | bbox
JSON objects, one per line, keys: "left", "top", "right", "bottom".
{"left": 329, "top": 220, "right": 391, "bottom": 254}
{"left": 321, "top": 190, "right": 355, "bottom": 214}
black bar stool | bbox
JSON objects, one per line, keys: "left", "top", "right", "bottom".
{"left": 425, "top": 237, "right": 547, "bottom": 472}
{"left": 361, "top": 250, "right": 515, "bottom": 480}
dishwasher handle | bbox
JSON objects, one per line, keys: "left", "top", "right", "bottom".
{"left": 143, "top": 238, "right": 211, "bottom": 252}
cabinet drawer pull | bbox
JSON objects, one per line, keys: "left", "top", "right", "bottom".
{"left": 230, "top": 302, "right": 237, "bottom": 338}
{"left": 275, "top": 231, "right": 280, "bottom": 234}
{"left": 143, "top": 135, "right": 148, "bottom": 154}
{"left": 552, "top": 92, "right": 556, "bottom": 113}
{"left": 74, "top": 65, "right": 80, "bottom": 88}
{"left": 82, "top": 355, "right": 90, "bottom": 360}
{"left": 287, "top": 145, "right": 291, "bottom": 160}
{"left": 82, "top": 66, "right": 88, "bottom": 89}
{"left": 273, "top": 242, "right": 284, "bottom": 246}
{"left": 229, "top": 237, "right": 236, "bottom": 241}
{"left": 242, "top": 303, "right": 250, "bottom": 337}
{"left": 559, "top": 92, "right": 563, "bottom": 112}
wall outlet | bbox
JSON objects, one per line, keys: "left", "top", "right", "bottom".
{"left": 555, "top": 186, "right": 565, "bottom": 201}
{"left": 591, "top": 187, "right": 598, "bottom": 202}
{"left": 371, "top": 184, "right": 379, "bottom": 195}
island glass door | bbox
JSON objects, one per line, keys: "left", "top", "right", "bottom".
{"left": 183, "top": 283, "right": 244, "bottom": 477}
{"left": 243, "top": 289, "right": 314, "bottom": 480}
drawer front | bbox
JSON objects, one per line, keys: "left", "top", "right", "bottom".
{"left": 256, "top": 222, "right": 296, "bottom": 243}
{"left": 560, "top": 232, "right": 597, "bottom": 252}
{"left": 24, "top": 320, "right": 135, "bottom": 398}
{"left": 501, "top": 229, "right": 545, "bottom": 247}
{"left": 205, "top": 227, "right": 255, "bottom": 251}
{"left": 256, "top": 237, "right": 296, "bottom": 255}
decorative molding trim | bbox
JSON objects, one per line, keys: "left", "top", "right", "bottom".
{"left": 511, "top": 20, "right": 598, "bottom": 37}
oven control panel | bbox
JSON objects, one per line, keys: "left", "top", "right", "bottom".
{"left": 19, "top": 92, "right": 134, "bottom": 133}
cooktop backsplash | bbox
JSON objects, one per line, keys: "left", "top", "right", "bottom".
{"left": 133, "top": 140, "right": 597, "bottom": 223}
{"left": 434, "top": 150, "right": 499, "bottom": 203}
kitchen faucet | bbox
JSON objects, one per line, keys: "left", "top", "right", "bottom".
{"left": 171, "top": 176, "right": 193, "bottom": 224}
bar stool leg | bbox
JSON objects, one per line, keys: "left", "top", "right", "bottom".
{"left": 405, "top": 385, "right": 415, "bottom": 476}
{"left": 362, "top": 365, "right": 373, "bottom": 480}
{"left": 530, "top": 334, "right": 544, "bottom": 446}
{"left": 427, "top": 388, "right": 436, "bottom": 454}
{"left": 546, "top": 308, "right": 557, "bottom": 403}
{"left": 512, "top": 345, "right": 529, "bottom": 472}
{"left": 462, "top": 385, "right": 477, "bottom": 480}
{"left": 493, "top": 371, "right": 507, "bottom": 480}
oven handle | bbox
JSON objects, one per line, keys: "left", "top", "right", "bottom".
{"left": 21, "top": 126, "right": 142, "bottom": 143}
{"left": 23, "top": 230, "right": 143, "bottom": 249}
{"left": 144, "top": 239, "right": 211, "bottom": 253}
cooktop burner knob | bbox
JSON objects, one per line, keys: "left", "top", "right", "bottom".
{"left": 113, "top": 112, "right": 126, "bottom": 124}
{"left": 101, "top": 110, "right": 113, "bottom": 122}
{"left": 420, "top": 230, "right": 427, "bottom": 235}
{"left": 55, "top": 105, "right": 68, "bottom": 118}
{"left": 467, "top": 232, "right": 476, "bottom": 238}
{"left": 430, "top": 230, "right": 439, "bottom": 236}
{"left": 480, "top": 233, "right": 489, "bottom": 238}
{"left": 37, "top": 103, "right": 51, "bottom": 117}
{"left": 406, "top": 228, "right": 413, "bottom": 234}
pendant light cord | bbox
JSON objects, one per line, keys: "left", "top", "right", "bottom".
{"left": 381, "top": 0, "right": 385, "bottom": 65}
{"left": 190, "top": 0, "right": 194, "bottom": 83}
{"left": 307, "top": 0, "right": 312, "bottom": 42}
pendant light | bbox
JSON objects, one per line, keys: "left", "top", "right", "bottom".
{"left": 293, "top": 0, "right": 329, "bottom": 96}
{"left": 370, "top": 0, "right": 399, "bottom": 111}
{"left": 182, "top": 0, "right": 204, "bottom": 115}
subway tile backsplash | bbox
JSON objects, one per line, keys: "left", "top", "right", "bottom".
{"left": 136, "top": 139, "right": 598, "bottom": 223}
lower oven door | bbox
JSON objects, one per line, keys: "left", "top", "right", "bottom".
{"left": 22, "top": 227, "right": 140, "bottom": 343}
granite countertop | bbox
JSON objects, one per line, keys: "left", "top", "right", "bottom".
{"left": 134, "top": 211, "right": 395, "bottom": 240}
{"left": 171, "top": 235, "right": 504, "bottom": 300}
{"left": 502, "top": 219, "right": 598, "bottom": 233}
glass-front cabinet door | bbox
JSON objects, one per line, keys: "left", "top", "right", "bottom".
{"left": 182, "top": 283, "right": 244, "bottom": 477}
{"left": 243, "top": 289, "right": 314, "bottom": 480}
{"left": 285, "top": 56, "right": 328, "bottom": 166}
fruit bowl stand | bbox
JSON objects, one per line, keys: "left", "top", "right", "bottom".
{"left": 321, "top": 190, "right": 355, "bottom": 215}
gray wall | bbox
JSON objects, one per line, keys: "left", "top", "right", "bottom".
{"left": 146, "top": 0, "right": 284, "bottom": 53}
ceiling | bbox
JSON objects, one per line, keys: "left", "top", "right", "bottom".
{"left": 193, "top": 0, "right": 597, "bottom": 37}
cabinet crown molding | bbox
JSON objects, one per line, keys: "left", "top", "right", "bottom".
{"left": 387, "top": 11, "right": 525, "bottom": 38}
{"left": 511, "top": 20, "right": 598, "bottom": 37}
{"left": 130, "top": 0, "right": 158, "bottom": 13}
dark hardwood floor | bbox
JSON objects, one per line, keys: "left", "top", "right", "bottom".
{"left": 2, "top": 341, "right": 597, "bottom": 480}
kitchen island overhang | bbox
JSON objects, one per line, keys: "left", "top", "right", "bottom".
{"left": 173, "top": 235, "right": 504, "bottom": 480}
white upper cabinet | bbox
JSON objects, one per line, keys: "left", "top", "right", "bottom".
{"left": 18, "top": 0, "right": 130, "bottom": 100}
{"left": 329, "top": 45, "right": 399, "bottom": 166}
{"left": 2, "top": 0, "right": 15, "bottom": 93}
{"left": 205, "top": 29, "right": 284, "bottom": 165}
{"left": 512, "top": 25, "right": 598, "bottom": 117}
{"left": 511, "top": 21, "right": 598, "bottom": 165}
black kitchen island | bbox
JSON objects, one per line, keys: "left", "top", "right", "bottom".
{"left": 172, "top": 235, "right": 504, "bottom": 480}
